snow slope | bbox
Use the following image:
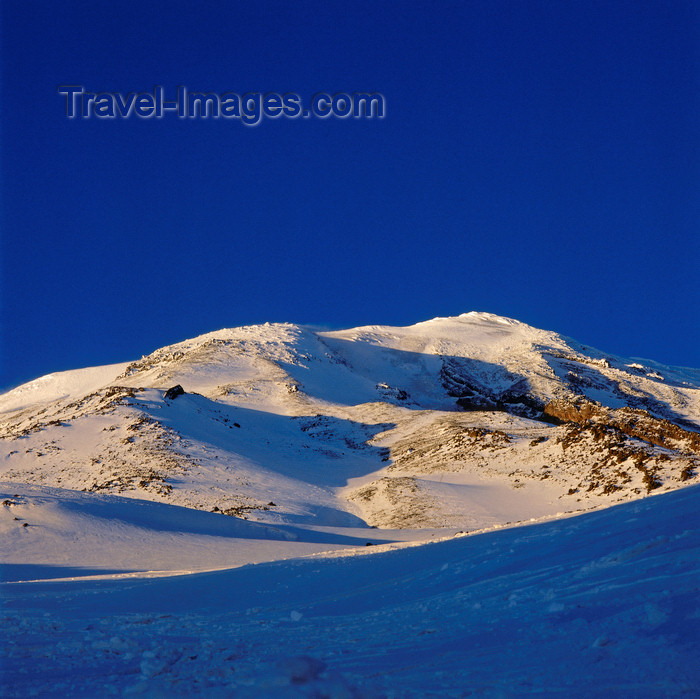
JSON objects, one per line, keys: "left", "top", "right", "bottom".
{"left": 0, "top": 362, "right": 129, "bottom": 415}
{"left": 0, "top": 483, "right": 438, "bottom": 582}
{"left": 2, "top": 483, "right": 698, "bottom": 696}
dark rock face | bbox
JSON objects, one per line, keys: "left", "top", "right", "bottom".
{"left": 440, "top": 358, "right": 496, "bottom": 399}
{"left": 498, "top": 379, "right": 545, "bottom": 411}
{"left": 496, "top": 383, "right": 545, "bottom": 419}
{"left": 456, "top": 395, "right": 498, "bottom": 411}
{"left": 441, "top": 358, "right": 500, "bottom": 412}
{"left": 441, "top": 358, "right": 550, "bottom": 419}
{"left": 164, "top": 385, "right": 185, "bottom": 400}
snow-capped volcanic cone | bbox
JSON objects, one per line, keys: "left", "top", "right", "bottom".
{"left": 1, "top": 312, "right": 698, "bottom": 546}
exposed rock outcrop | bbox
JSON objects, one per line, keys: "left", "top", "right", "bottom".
{"left": 543, "top": 398, "right": 700, "bottom": 456}
{"left": 164, "top": 385, "right": 185, "bottom": 400}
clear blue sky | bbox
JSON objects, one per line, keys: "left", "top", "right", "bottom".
{"left": 2, "top": 0, "right": 699, "bottom": 390}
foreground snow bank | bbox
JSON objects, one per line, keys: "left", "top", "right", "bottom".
{"left": 2, "top": 485, "right": 699, "bottom": 696}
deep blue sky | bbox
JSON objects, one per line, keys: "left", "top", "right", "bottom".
{"left": 2, "top": 0, "right": 699, "bottom": 390}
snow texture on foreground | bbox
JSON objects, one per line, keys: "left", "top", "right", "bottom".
{"left": 2, "top": 484, "right": 699, "bottom": 697}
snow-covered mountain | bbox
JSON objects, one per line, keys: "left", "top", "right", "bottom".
{"left": 2, "top": 313, "right": 699, "bottom": 695}
{"left": 2, "top": 312, "right": 698, "bottom": 537}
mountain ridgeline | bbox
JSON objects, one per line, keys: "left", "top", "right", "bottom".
{"left": 1, "top": 312, "right": 699, "bottom": 530}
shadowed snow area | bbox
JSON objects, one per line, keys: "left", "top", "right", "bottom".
{"left": 2, "top": 485, "right": 698, "bottom": 696}
{"left": 1, "top": 313, "right": 699, "bottom": 695}
{"left": 0, "top": 483, "right": 434, "bottom": 583}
